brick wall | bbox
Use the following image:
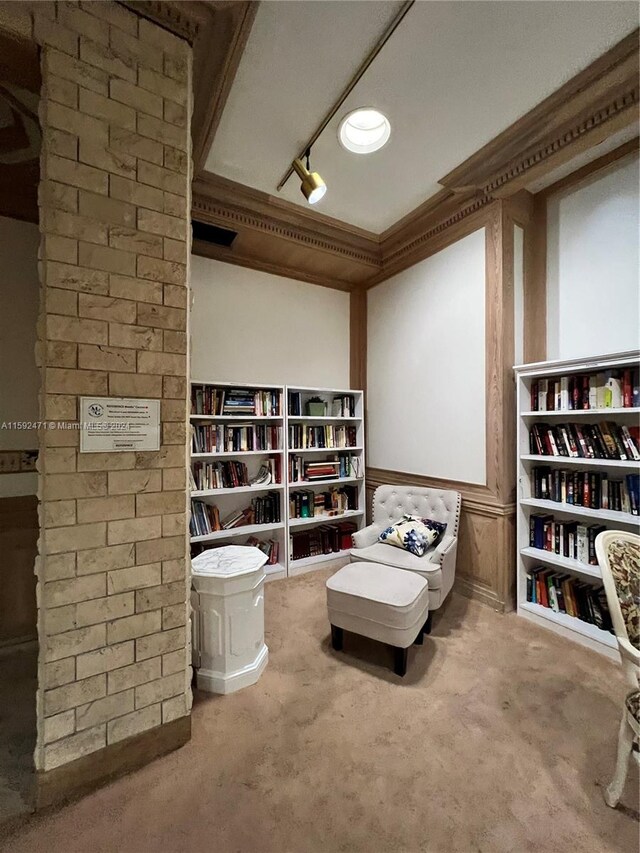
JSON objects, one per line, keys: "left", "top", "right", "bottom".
{"left": 30, "top": 1, "right": 192, "bottom": 773}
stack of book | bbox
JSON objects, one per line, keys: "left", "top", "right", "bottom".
{"left": 303, "top": 461, "right": 340, "bottom": 481}
{"left": 529, "top": 421, "right": 640, "bottom": 460}
{"left": 290, "top": 521, "right": 357, "bottom": 561}
{"left": 525, "top": 567, "right": 612, "bottom": 632}
{"left": 289, "top": 485, "right": 358, "bottom": 519}
{"left": 189, "top": 500, "right": 222, "bottom": 537}
{"left": 529, "top": 513, "right": 606, "bottom": 564}
{"left": 249, "top": 458, "right": 281, "bottom": 487}
{"left": 191, "top": 386, "right": 281, "bottom": 417}
{"left": 331, "top": 395, "right": 356, "bottom": 417}
{"left": 191, "top": 423, "right": 282, "bottom": 453}
{"left": 530, "top": 368, "right": 639, "bottom": 412}
{"left": 288, "top": 453, "right": 360, "bottom": 483}
{"left": 288, "top": 424, "right": 357, "bottom": 450}
{"left": 532, "top": 466, "right": 639, "bottom": 515}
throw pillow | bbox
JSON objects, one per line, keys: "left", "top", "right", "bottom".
{"left": 378, "top": 514, "right": 446, "bottom": 557}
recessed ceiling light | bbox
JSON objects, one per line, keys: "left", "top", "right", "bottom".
{"left": 338, "top": 108, "right": 391, "bottom": 154}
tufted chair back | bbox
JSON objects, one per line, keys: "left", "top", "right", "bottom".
{"left": 372, "top": 485, "right": 461, "bottom": 538}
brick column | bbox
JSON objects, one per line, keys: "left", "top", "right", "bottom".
{"left": 31, "top": 1, "right": 192, "bottom": 793}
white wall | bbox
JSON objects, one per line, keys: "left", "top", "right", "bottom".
{"left": 547, "top": 155, "right": 639, "bottom": 360}
{"left": 367, "top": 228, "right": 486, "bottom": 484}
{"left": 0, "top": 216, "right": 39, "bottom": 496}
{"left": 190, "top": 256, "right": 351, "bottom": 389}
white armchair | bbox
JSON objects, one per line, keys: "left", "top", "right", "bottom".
{"left": 350, "top": 485, "right": 461, "bottom": 610}
{"left": 595, "top": 530, "right": 640, "bottom": 808}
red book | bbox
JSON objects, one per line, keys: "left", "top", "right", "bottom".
{"left": 622, "top": 369, "right": 633, "bottom": 408}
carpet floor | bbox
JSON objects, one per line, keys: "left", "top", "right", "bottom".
{"left": 1, "top": 569, "right": 638, "bottom": 853}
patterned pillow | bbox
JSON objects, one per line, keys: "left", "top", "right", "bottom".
{"left": 379, "top": 515, "right": 447, "bottom": 557}
{"left": 608, "top": 538, "right": 640, "bottom": 649}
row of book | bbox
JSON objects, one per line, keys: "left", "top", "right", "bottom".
{"left": 288, "top": 453, "right": 362, "bottom": 483}
{"left": 288, "top": 425, "right": 358, "bottom": 450}
{"left": 191, "top": 424, "right": 282, "bottom": 454}
{"left": 528, "top": 421, "right": 639, "bottom": 460}
{"left": 529, "top": 513, "right": 606, "bottom": 564}
{"left": 529, "top": 369, "right": 639, "bottom": 412}
{"left": 189, "top": 492, "right": 282, "bottom": 537}
{"left": 289, "top": 486, "right": 358, "bottom": 520}
{"left": 191, "top": 386, "right": 282, "bottom": 417}
{"left": 190, "top": 457, "right": 281, "bottom": 492}
{"left": 290, "top": 521, "right": 358, "bottom": 561}
{"left": 531, "top": 466, "right": 639, "bottom": 515}
{"left": 287, "top": 393, "right": 357, "bottom": 418}
{"left": 191, "top": 537, "right": 280, "bottom": 566}
{"left": 525, "top": 567, "right": 612, "bottom": 631}
{"left": 246, "top": 536, "right": 280, "bottom": 566}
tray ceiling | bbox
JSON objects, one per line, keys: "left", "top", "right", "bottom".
{"left": 205, "top": 0, "right": 638, "bottom": 234}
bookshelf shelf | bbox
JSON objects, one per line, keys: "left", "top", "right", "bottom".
{"left": 520, "top": 497, "right": 638, "bottom": 526}
{"left": 289, "top": 476, "right": 363, "bottom": 487}
{"left": 190, "top": 415, "right": 283, "bottom": 422}
{"left": 192, "top": 450, "right": 284, "bottom": 459}
{"left": 189, "top": 382, "right": 365, "bottom": 579}
{"left": 519, "top": 546, "right": 601, "bottom": 579}
{"left": 190, "top": 381, "right": 286, "bottom": 564}
{"left": 192, "top": 484, "right": 285, "bottom": 498}
{"left": 519, "top": 601, "right": 617, "bottom": 650}
{"left": 287, "top": 416, "right": 361, "bottom": 423}
{"left": 288, "top": 548, "right": 352, "bottom": 575}
{"left": 520, "top": 454, "right": 638, "bottom": 469}
{"left": 286, "top": 386, "right": 365, "bottom": 572}
{"left": 515, "top": 351, "right": 640, "bottom": 658}
{"left": 520, "top": 407, "right": 640, "bottom": 418}
{"left": 190, "top": 521, "right": 284, "bottom": 544}
{"left": 288, "top": 446, "right": 363, "bottom": 454}
{"left": 288, "top": 509, "right": 364, "bottom": 528}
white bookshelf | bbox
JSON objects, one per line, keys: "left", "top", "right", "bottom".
{"left": 515, "top": 351, "right": 640, "bottom": 659}
{"left": 286, "top": 385, "right": 365, "bottom": 575}
{"left": 189, "top": 380, "right": 287, "bottom": 582}
{"left": 189, "top": 381, "right": 365, "bottom": 582}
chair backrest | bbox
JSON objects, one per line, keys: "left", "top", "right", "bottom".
{"left": 372, "top": 485, "right": 461, "bottom": 537}
{"left": 595, "top": 530, "right": 639, "bottom": 688}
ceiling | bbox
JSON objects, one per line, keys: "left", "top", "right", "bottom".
{"left": 205, "top": 0, "right": 639, "bottom": 234}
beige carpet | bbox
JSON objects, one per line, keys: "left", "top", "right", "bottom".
{"left": 2, "top": 569, "right": 638, "bottom": 853}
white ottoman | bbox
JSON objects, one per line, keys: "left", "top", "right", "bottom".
{"left": 191, "top": 545, "right": 269, "bottom": 694}
{"left": 326, "top": 561, "right": 430, "bottom": 677}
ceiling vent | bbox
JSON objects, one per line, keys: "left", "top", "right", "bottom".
{"left": 192, "top": 220, "right": 238, "bottom": 247}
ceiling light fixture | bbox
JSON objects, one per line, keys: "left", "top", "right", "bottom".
{"left": 292, "top": 149, "right": 327, "bottom": 205}
{"left": 339, "top": 108, "right": 391, "bottom": 154}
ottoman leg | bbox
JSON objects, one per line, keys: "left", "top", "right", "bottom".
{"left": 331, "top": 624, "right": 343, "bottom": 651}
{"left": 393, "top": 646, "right": 408, "bottom": 677}
{"left": 414, "top": 629, "right": 423, "bottom": 646}
{"left": 423, "top": 612, "right": 432, "bottom": 635}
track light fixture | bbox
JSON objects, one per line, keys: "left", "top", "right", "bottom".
{"left": 292, "top": 149, "right": 326, "bottom": 205}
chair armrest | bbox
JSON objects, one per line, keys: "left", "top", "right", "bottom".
{"left": 428, "top": 534, "right": 457, "bottom": 565}
{"left": 618, "top": 637, "right": 640, "bottom": 688}
{"left": 352, "top": 524, "right": 382, "bottom": 549}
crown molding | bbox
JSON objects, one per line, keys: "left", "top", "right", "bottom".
{"left": 190, "top": 30, "right": 639, "bottom": 291}
{"left": 120, "top": 1, "right": 207, "bottom": 43}
{"left": 191, "top": 171, "right": 381, "bottom": 290}
{"left": 439, "top": 28, "right": 639, "bottom": 198}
